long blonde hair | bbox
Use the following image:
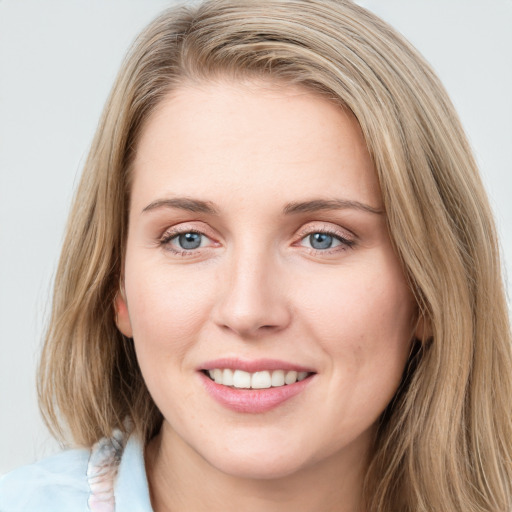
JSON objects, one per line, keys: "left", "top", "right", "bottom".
{"left": 38, "top": 1, "right": 512, "bottom": 510}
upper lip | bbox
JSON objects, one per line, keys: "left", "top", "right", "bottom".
{"left": 200, "top": 358, "right": 315, "bottom": 373}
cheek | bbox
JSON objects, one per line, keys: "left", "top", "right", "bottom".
{"left": 124, "top": 264, "right": 217, "bottom": 412}
{"left": 123, "top": 257, "right": 217, "bottom": 358}
{"left": 301, "top": 270, "right": 415, "bottom": 435}
{"left": 299, "top": 261, "right": 415, "bottom": 378}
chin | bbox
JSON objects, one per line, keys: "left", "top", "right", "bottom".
{"left": 200, "top": 441, "right": 313, "bottom": 480}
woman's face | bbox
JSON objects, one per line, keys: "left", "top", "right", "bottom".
{"left": 116, "top": 80, "right": 417, "bottom": 479}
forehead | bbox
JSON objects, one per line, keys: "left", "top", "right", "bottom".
{"left": 131, "top": 79, "right": 381, "bottom": 212}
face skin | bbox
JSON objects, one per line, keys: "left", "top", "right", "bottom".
{"left": 116, "top": 79, "right": 418, "bottom": 512}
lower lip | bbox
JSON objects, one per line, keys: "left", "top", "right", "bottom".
{"left": 199, "top": 372, "right": 314, "bottom": 413}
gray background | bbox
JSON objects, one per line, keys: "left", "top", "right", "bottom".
{"left": 1, "top": 0, "right": 511, "bottom": 475}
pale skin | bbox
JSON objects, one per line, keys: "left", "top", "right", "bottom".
{"left": 115, "top": 79, "right": 420, "bottom": 512}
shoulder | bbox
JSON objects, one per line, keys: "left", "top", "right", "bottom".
{"left": 0, "top": 432, "right": 151, "bottom": 512}
{"left": 0, "top": 446, "right": 90, "bottom": 512}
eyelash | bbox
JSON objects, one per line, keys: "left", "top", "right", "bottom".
{"left": 159, "top": 228, "right": 211, "bottom": 256}
{"left": 295, "top": 226, "right": 356, "bottom": 255}
{"left": 158, "top": 226, "right": 356, "bottom": 256}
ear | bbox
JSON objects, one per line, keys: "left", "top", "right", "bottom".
{"left": 414, "top": 313, "right": 432, "bottom": 342}
{"left": 114, "top": 287, "right": 133, "bottom": 338}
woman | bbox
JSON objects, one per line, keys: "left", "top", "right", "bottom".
{"left": 1, "top": 0, "right": 511, "bottom": 510}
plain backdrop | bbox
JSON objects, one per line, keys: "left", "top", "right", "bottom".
{"left": 1, "top": 0, "right": 511, "bottom": 475}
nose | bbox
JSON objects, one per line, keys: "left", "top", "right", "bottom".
{"left": 212, "top": 247, "right": 292, "bottom": 338}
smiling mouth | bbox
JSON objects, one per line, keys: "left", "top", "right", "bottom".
{"left": 202, "top": 369, "right": 314, "bottom": 389}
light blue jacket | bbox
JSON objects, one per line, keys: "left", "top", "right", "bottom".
{"left": 0, "top": 435, "right": 153, "bottom": 511}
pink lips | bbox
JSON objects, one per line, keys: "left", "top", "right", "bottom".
{"left": 199, "top": 358, "right": 315, "bottom": 413}
{"left": 201, "top": 358, "right": 314, "bottom": 373}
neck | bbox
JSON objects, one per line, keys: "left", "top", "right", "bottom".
{"left": 145, "top": 422, "right": 369, "bottom": 512}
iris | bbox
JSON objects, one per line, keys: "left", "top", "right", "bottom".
{"left": 309, "top": 233, "right": 334, "bottom": 250}
{"left": 178, "top": 233, "right": 202, "bottom": 250}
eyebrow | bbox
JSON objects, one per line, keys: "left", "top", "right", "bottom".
{"left": 142, "top": 198, "right": 219, "bottom": 215}
{"left": 141, "top": 196, "right": 383, "bottom": 216}
{"left": 283, "top": 199, "right": 384, "bottom": 215}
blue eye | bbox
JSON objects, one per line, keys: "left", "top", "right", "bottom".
{"left": 176, "top": 232, "right": 203, "bottom": 250}
{"left": 309, "top": 233, "right": 336, "bottom": 250}
{"left": 161, "top": 231, "right": 209, "bottom": 253}
{"left": 299, "top": 230, "right": 353, "bottom": 252}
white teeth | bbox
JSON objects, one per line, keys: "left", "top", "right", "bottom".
{"left": 271, "top": 369, "right": 285, "bottom": 387}
{"left": 206, "top": 368, "right": 311, "bottom": 388}
{"left": 284, "top": 370, "right": 297, "bottom": 385}
{"left": 222, "top": 368, "right": 234, "bottom": 386}
{"left": 233, "top": 370, "right": 251, "bottom": 389}
{"left": 251, "top": 371, "right": 271, "bottom": 389}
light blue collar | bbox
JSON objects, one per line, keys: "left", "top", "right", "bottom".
{"left": 114, "top": 435, "right": 153, "bottom": 511}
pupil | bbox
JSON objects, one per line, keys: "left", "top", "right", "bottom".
{"left": 310, "top": 233, "right": 333, "bottom": 250}
{"left": 179, "top": 233, "right": 202, "bottom": 250}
